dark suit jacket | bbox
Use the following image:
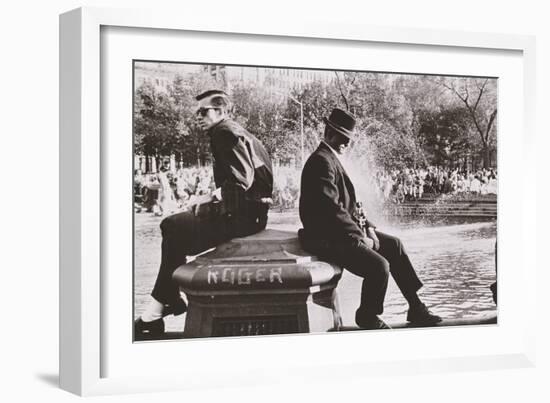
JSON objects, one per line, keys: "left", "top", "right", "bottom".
{"left": 208, "top": 118, "right": 273, "bottom": 217}
{"left": 299, "top": 142, "right": 374, "bottom": 244}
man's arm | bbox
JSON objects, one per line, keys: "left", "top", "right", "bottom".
{"left": 188, "top": 187, "right": 222, "bottom": 216}
{"left": 214, "top": 127, "right": 255, "bottom": 214}
{"left": 216, "top": 128, "right": 255, "bottom": 190}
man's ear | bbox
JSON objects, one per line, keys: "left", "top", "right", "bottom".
{"left": 222, "top": 105, "right": 233, "bottom": 119}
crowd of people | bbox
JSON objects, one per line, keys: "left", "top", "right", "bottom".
{"left": 272, "top": 165, "right": 301, "bottom": 210}
{"left": 134, "top": 165, "right": 215, "bottom": 216}
{"left": 134, "top": 164, "right": 498, "bottom": 215}
{"left": 374, "top": 166, "right": 498, "bottom": 203}
{"left": 134, "top": 163, "right": 306, "bottom": 215}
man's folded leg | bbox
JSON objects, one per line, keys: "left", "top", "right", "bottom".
{"left": 135, "top": 209, "right": 226, "bottom": 340}
{"left": 376, "top": 231, "right": 441, "bottom": 326}
{"left": 324, "top": 240, "right": 392, "bottom": 330}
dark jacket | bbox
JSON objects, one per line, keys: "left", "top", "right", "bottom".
{"left": 208, "top": 118, "right": 273, "bottom": 218}
{"left": 299, "top": 142, "right": 375, "bottom": 245}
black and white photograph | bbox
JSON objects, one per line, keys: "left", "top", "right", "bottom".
{"left": 132, "top": 61, "right": 498, "bottom": 341}
{"left": 5, "top": 0, "right": 548, "bottom": 399}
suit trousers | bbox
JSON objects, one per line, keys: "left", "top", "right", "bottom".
{"left": 318, "top": 231, "right": 423, "bottom": 316}
{"left": 150, "top": 202, "right": 268, "bottom": 307}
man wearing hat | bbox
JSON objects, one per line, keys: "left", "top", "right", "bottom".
{"left": 298, "top": 108, "right": 441, "bottom": 329}
{"left": 135, "top": 90, "right": 273, "bottom": 339}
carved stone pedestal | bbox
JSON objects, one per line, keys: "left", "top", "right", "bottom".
{"left": 172, "top": 229, "right": 343, "bottom": 338}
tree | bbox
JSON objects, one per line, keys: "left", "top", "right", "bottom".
{"left": 331, "top": 72, "right": 425, "bottom": 171}
{"left": 230, "top": 83, "right": 292, "bottom": 161}
{"left": 134, "top": 71, "right": 219, "bottom": 169}
{"left": 134, "top": 80, "right": 181, "bottom": 169}
{"left": 287, "top": 81, "right": 341, "bottom": 156}
{"left": 134, "top": 65, "right": 498, "bottom": 174}
{"left": 417, "top": 106, "right": 473, "bottom": 168}
{"left": 166, "top": 72, "right": 218, "bottom": 166}
{"left": 435, "top": 77, "right": 497, "bottom": 168}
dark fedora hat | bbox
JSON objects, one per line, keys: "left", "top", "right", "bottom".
{"left": 323, "top": 108, "right": 356, "bottom": 139}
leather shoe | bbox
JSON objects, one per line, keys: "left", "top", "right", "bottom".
{"left": 407, "top": 303, "right": 442, "bottom": 326}
{"left": 355, "top": 313, "right": 392, "bottom": 329}
{"left": 134, "top": 318, "right": 165, "bottom": 340}
{"left": 162, "top": 299, "right": 187, "bottom": 317}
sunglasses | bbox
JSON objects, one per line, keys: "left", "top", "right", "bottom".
{"left": 196, "top": 107, "right": 219, "bottom": 117}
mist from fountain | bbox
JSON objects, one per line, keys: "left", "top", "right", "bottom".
{"left": 339, "top": 152, "right": 390, "bottom": 228}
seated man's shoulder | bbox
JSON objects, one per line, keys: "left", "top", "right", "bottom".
{"left": 212, "top": 119, "right": 236, "bottom": 135}
{"left": 215, "top": 120, "right": 255, "bottom": 144}
{"left": 305, "top": 151, "right": 334, "bottom": 170}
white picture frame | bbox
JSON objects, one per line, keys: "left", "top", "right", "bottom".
{"left": 60, "top": 6, "right": 537, "bottom": 396}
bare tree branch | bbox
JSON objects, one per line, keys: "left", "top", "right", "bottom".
{"left": 334, "top": 71, "right": 350, "bottom": 110}
{"left": 440, "top": 79, "right": 468, "bottom": 104}
{"left": 472, "top": 79, "right": 488, "bottom": 111}
{"left": 485, "top": 109, "right": 497, "bottom": 142}
{"left": 436, "top": 77, "right": 497, "bottom": 167}
{"left": 462, "top": 80, "right": 469, "bottom": 103}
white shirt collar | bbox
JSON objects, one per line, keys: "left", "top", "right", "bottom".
{"left": 321, "top": 140, "right": 342, "bottom": 162}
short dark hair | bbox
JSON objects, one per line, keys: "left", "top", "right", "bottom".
{"left": 195, "top": 89, "right": 231, "bottom": 111}
{"left": 195, "top": 89, "right": 229, "bottom": 101}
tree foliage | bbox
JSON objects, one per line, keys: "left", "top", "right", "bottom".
{"left": 434, "top": 77, "right": 497, "bottom": 168}
{"left": 417, "top": 106, "right": 473, "bottom": 167}
{"left": 134, "top": 72, "right": 218, "bottom": 167}
{"left": 134, "top": 68, "right": 497, "bottom": 172}
{"left": 231, "top": 84, "right": 294, "bottom": 161}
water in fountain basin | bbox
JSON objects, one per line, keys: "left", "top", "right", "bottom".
{"left": 135, "top": 153, "right": 496, "bottom": 332}
{"left": 135, "top": 210, "right": 496, "bottom": 332}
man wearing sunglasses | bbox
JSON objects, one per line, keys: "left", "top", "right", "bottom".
{"left": 135, "top": 90, "right": 273, "bottom": 340}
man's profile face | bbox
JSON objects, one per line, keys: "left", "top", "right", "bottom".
{"left": 326, "top": 129, "right": 351, "bottom": 155}
{"left": 196, "top": 96, "right": 225, "bottom": 131}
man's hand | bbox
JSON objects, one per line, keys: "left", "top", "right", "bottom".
{"left": 212, "top": 187, "right": 222, "bottom": 201}
{"left": 366, "top": 227, "right": 380, "bottom": 251}
{"left": 362, "top": 236, "right": 375, "bottom": 249}
{"left": 191, "top": 190, "right": 219, "bottom": 216}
